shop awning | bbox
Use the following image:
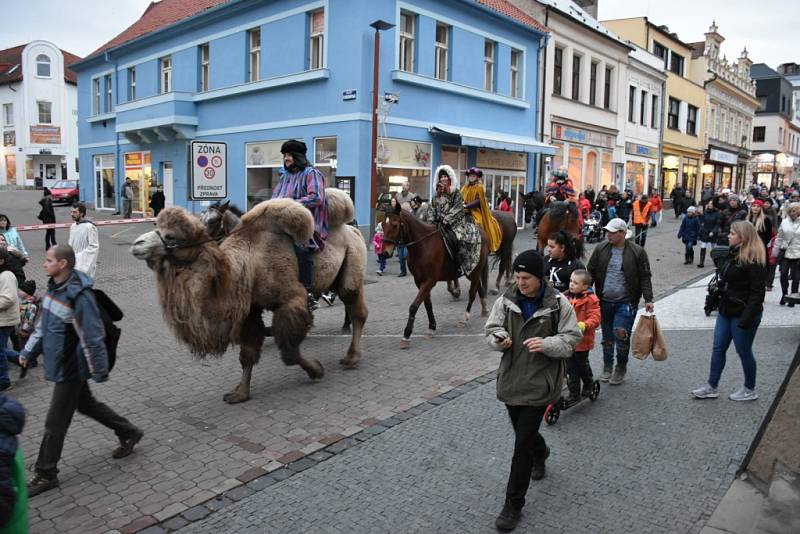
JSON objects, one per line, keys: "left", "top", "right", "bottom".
{"left": 429, "top": 126, "right": 556, "bottom": 155}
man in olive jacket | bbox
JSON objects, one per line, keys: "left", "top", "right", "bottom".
{"left": 484, "top": 249, "right": 582, "bottom": 531}
{"left": 587, "top": 218, "right": 654, "bottom": 385}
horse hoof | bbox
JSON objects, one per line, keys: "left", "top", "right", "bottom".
{"left": 307, "top": 360, "right": 325, "bottom": 380}
{"left": 424, "top": 329, "right": 435, "bottom": 339}
{"left": 341, "top": 325, "right": 352, "bottom": 334}
{"left": 223, "top": 391, "right": 249, "bottom": 404}
{"left": 400, "top": 338, "right": 411, "bottom": 349}
{"left": 481, "top": 310, "right": 489, "bottom": 317}
{"left": 340, "top": 354, "right": 361, "bottom": 368}
{"left": 490, "top": 289, "right": 499, "bottom": 296}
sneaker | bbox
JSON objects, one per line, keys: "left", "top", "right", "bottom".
{"left": 530, "top": 446, "right": 550, "bottom": 481}
{"left": 729, "top": 387, "right": 758, "bottom": 402}
{"left": 0, "top": 383, "right": 11, "bottom": 393}
{"left": 112, "top": 429, "right": 144, "bottom": 459}
{"left": 691, "top": 384, "right": 720, "bottom": 399}
{"left": 321, "top": 293, "right": 335, "bottom": 306}
{"left": 494, "top": 500, "right": 521, "bottom": 531}
{"left": 599, "top": 366, "right": 613, "bottom": 382}
{"left": 375, "top": 269, "right": 383, "bottom": 276}
{"left": 398, "top": 272, "right": 407, "bottom": 277}
{"left": 306, "top": 293, "right": 319, "bottom": 312}
{"left": 609, "top": 366, "right": 626, "bottom": 385}
{"left": 28, "top": 473, "right": 59, "bottom": 497}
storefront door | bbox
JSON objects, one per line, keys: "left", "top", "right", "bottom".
{"left": 484, "top": 170, "right": 526, "bottom": 228}
{"left": 93, "top": 154, "right": 115, "bottom": 210}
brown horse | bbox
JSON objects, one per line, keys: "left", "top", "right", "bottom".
{"left": 450, "top": 210, "right": 517, "bottom": 295}
{"left": 536, "top": 201, "right": 584, "bottom": 257}
{"left": 381, "top": 207, "right": 489, "bottom": 348}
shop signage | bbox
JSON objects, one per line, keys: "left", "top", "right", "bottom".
{"left": 29, "top": 125, "right": 60, "bottom": 144}
{"left": 476, "top": 149, "right": 527, "bottom": 171}
{"left": 625, "top": 142, "right": 658, "bottom": 159}
{"left": 190, "top": 141, "right": 227, "bottom": 200}
{"left": 377, "top": 138, "right": 431, "bottom": 169}
{"left": 552, "top": 123, "right": 614, "bottom": 149}
{"left": 709, "top": 148, "right": 738, "bottom": 165}
{"left": 125, "top": 152, "right": 143, "bottom": 168}
{"left": 342, "top": 89, "right": 357, "bottom": 101}
{"left": 2, "top": 130, "right": 14, "bottom": 147}
{"left": 38, "top": 149, "right": 52, "bottom": 155}
{"left": 246, "top": 141, "right": 285, "bottom": 167}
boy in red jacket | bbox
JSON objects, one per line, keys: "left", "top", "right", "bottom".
{"left": 564, "top": 269, "right": 601, "bottom": 403}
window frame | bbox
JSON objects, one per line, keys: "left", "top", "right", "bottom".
{"left": 687, "top": 104, "right": 698, "bottom": 135}
{"left": 571, "top": 53, "right": 581, "bottom": 100}
{"left": 2, "top": 103, "right": 13, "bottom": 126}
{"left": 37, "top": 100, "right": 52, "bottom": 125}
{"left": 199, "top": 43, "right": 210, "bottom": 92}
{"left": 128, "top": 67, "right": 137, "bottom": 101}
{"left": 628, "top": 85, "right": 636, "bottom": 122}
{"left": 640, "top": 89, "right": 647, "bottom": 126}
{"left": 399, "top": 11, "right": 416, "bottom": 73}
{"left": 651, "top": 95, "right": 659, "bottom": 129}
{"left": 510, "top": 49, "right": 522, "bottom": 98}
{"left": 589, "top": 61, "right": 598, "bottom": 106}
{"left": 553, "top": 46, "right": 563, "bottom": 96}
{"left": 669, "top": 52, "right": 684, "bottom": 76}
{"left": 104, "top": 74, "right": 113, "bottom": 112}
{"left": 484, "top": 40, "right": 496, "bottom": 92}
{"left": 92, "top": 77, "right": 101, "bottom": 115}
{"left": 603, "top": 66, "right": 612, "bottom": 109}
{"left": 248, "top": 28, "right": 261, "bottom": 82}
{"left": 35, "top": 54, "right": 51, "bottom": 78}
{"left": 652, "top": 41, "right": 668, "bottom": 68}
{"left": 667, "top": 97, "right": 680, "bottom": 130}
{"left": 160, "top": 55, "right": 172, "bottom": 94}
{"left": 434, "top": 23, "right": 450, "bottom": 81}
{"left": 309, "top": 9, "right": 325, "bottom": 70}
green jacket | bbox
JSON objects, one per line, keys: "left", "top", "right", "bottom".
{"left": 485, "top": 283, "right": 582, "bottom": 407}
{"left": 586, "top": 240, "right": 654, "bottom": 306}
{"left": 0, "top": 449, "right": 27, "bottom": 534}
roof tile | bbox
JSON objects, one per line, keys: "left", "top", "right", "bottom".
{"left": 475, "top": 0, "right": 549, "bottom": 33}
{"left": 0, "top": 43, "right": 81, "bottom": 85}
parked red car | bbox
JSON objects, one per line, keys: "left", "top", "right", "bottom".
{"left": 49, "top": 180, "right": 80, "bottom": 205}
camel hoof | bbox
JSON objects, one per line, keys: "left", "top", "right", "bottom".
{"left": 307, "top": 360, "right": 325, "bottom": 380}
{"left": 340, "top": 354, "right": 361, "bottom": 368}
{"left": 400, "top": 338, "right": 411, "bottom": 349}
{"left": 341, "top": 325, "right": 352, "bottom": 334}
{"left": 223, "top": 391, "right": 250, "bottom": 404}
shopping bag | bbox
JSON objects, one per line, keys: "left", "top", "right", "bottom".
{"left": 632, "top": 315, "right": 655, "bottom": 360}
{"left": 651, "top": 315, "right": 668, "bottom": 361}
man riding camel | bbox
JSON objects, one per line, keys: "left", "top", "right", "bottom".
{"left": 431, "top": 165, "right": 481, "bottom": 277}
{"left": 462, "top": 167, "right": 501, "bottom": 253}
{"left": 272, "top": 139, "right": 328, "bottom": 311}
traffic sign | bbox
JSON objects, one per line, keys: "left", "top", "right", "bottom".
{"left": 190, "top": 141, "right": 227, "bottom": 200}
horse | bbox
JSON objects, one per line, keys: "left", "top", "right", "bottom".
{"left": 536, "top": 201, "right": 584, "bottom": 257}
{"left": 522, "top": 190, "right": 545, "bottom": 227}
{"left": 381, "top": 205, "right": 489, "bottom": 348}
{"left": 450, "top": 210, "right": 517, "bottom": 296}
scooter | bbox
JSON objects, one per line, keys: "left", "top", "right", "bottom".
{"left": 543, "top": 380, "right": 601, "bottom": 425}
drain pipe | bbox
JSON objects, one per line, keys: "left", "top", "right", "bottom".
{"left": 537, "top": 7, "right": 550, "bottom": 191}
{"left": 105, "top": 51, "right": 120, "bottom": 213}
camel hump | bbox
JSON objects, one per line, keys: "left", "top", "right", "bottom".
{"left": 242, "top": 197, "right": 314, "bottom": 243}
{"left": 326, "top": 188, "right": 355, "bottom": 229}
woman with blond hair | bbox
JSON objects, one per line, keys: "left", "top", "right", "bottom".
{"left": 692, "top": 221, "right": 766, "bottom": 402}
{"left": 746, "top": 199, "right": 773, "bottom": 255}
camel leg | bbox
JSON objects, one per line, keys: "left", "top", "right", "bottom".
{"left": 340, "top": 289, "right": 367, "bottom": 368}
{"left": 341, "top": 310, "right": 351, "bottom": 333}
{"left": 402, "top": 281, "right": 435, "bottom": 348}
{"left": 223, "top": 307, "right": 264, "bottom": 404}
{"left": 273, "top": 297, "right": 324, "bottom": 380}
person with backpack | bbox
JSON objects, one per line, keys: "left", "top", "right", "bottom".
{"left": 18, "top": 245, "right": 142, "bottom": 497}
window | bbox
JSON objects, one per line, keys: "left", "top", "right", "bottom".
{"left": 687, "top": 104, "right": 698, "bottom": 135}
{"left": 589, "top": 61, "right": 598, "bottom": 106}
{"left": 93, "top": 78, "right": 101, "bottom": 114}
{"left": 652, "top": 41, "right": 668, "bottom": 68}
{"left": 781, "top": 96, "right": 787, "bottom": 112}
{"left": 160, "top": 56, "right": 172, "bottom": 93}
{"left": 651, "top": 95, "right": 659, "bottom": 129}
{"left": 314, "top": 137, "right": 338, "bottom": 184}
{"left": 603, "top": 66, "right": 612, "bottom": 109}
{"left": 104, "top": 74, "right": 112, "bottom": 112}
{"left": 199, "top": 43, "right": 210, "bottom": 91}
{"left": 37, "top": 101, "right": 52, "bottom": 124}
{"left": 778, "top": 126, "right": 783, "bottom": 142}
{"left": 553, "top": 47, "right": 563, "bottom": 96}
{"left": 510, "top": 49, "right": 522, "bottom": 98}
{"left": 36, "top": 54, "right": 51, "bottom": 77}
{"left": 248, "top": 28, "right": 261, "bottom": 82}
{"left": 399, "top": 11, "right": 415, "bottom": 72}
{"left": 571, "top": 53, "right": 581, "bottom": 100}
{"left": 628, "top": 86, "right": 636, "bottom": 122}
{"left": 309, "top": 10, "right": 324, "bottom": 69}
{"left": 3, "top": 103, "right": 13, "bottom": 126}
{"left": 669, "top": 53, "right": 684, "bottom": 76}
{"left": 128, "top": 67, "right": 136, "bottom": 101}
{"left": 640, "top": 90, "right": 647, "bottom": 126}
{"left": 484, "top": 40, "right": 495, "bottom": 92}
{"left": 434, "top": 23, "right": 449, "bottom": 81}
{"left": 668, "top": 97, "right": 680, "bottom": 129}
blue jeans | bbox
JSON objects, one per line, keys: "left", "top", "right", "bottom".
{"left": 708, "top": 312, "right": 761, "bottom": 390}
{"left": 0, "top": 327, "right": 15, "bottom": 387}
{"left": 377, "top": 256, "right": 386, "bottom": 272}
{"left": 600, "top": 301, "right": 636, "bottom": 368}
{"left": 398, "top": 244, "right": 408, "bottom": 275}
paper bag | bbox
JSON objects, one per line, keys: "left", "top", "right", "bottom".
{"left": 632, "top": 315, "right": 655, "bottom": 360}
{"left": 651, "top": 316, "right": 668, "bottom": 361}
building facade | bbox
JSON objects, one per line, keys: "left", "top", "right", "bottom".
{"left": 71, "top": 0, "right": 552, "bottom": 227}
{"left": 0, "top": 41, "right": 80, "bottom": 187}
{"left": 604, "top": 17, "right": 707, "bottom": 200}
{"left": 777, "top": 62, "right": 800, "bottom": 182}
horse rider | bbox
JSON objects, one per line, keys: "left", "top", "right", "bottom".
{"left": 272, "top": 139, "right": 328, "bottom": 311}
{"left": 462, "top": 167, "right": 501, "bottom": 253}
{"left": 431, "top": 165, "right": 481, "bottom": 277}
{"left": 545, "top": 167, "right": 581, "bottom": 225}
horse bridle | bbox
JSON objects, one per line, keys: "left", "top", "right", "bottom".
{"left": 381, "top": 212, "right": 439, "bottom": 248}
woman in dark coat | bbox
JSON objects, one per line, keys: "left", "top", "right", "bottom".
{"left": 698, "top": 202, "right": 722, "bottom": 268}
{"left": 150, "top": 185, "right": 166, "bottom": 217}
{"left": 38, "top": 189, "right": 57, "bottom": 251}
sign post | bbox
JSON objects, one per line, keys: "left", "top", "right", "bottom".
{"left": 190, "top": 141, "right": 227, "bottom": 200}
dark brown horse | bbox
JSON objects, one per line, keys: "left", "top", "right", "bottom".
{"left": 381, "top": 207, "right": 489, "bottom": 348}
{"left": 536, "top": 201, "right": 584, "bottom": 257}
{"left": 451, "top": 210, "right": 517, "bottom": 295}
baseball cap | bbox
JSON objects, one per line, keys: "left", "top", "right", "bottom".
{"left": 603, "top": 218, "right": 628, "bottom": 233}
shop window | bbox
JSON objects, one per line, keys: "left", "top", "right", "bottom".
{"left": 248, "top": 28, "right": 261, "bottom": 82}
{"left": 378, "top": 138, "right": 431, "bottom": 200}
{"left": 399, "top": 11, "right": 415, "bottom": 72}
{"left": 601, "top": 152, "right": 613, "bottom": 189}
{"left": 309, "top": 10, "right": 325, "bottom": 70}
{"left": 687, "top": 105, "right": 698, "bottom": 135}
{"left": 585, "top": 151, "right": 597, "bottom": 191}
{"left": 510, "top": 49, "right": 522, "bottom": 98}
{"left": 160, "top": 56, "right": 172, "bottom": 94}
{"left": 246, "top": 141, "right": 286, "bottom": 210}
{"left": 484, "top": 40, "right": 495, "bottom": 92}
{"left": 568, "top": 146, "right": 583, "bottom": 191}
{"left": 603, "top": 66, "right": 612, "bottom": 109}
{"left": 753, "top": 126, "right": 765, "bottom": 142}
{"left": 626, "top": 161, "right": 645, "bottom": 196}
{"left": 434, "top": 23, "right": 450, "bottom": 81}
{"left": 553, "top": 47, "right": 563, "bottom": 96}
{"left": 571, "top": 53, "right": 581, "bottom": 100}
{"left": 94, "top": 154, "right": 115, "bottom": 210}
{"left": 36, "top": 54, "right": 51, "bottom": 77}
{"left": 128, "top": 67, "right": 136, "bottom": 101}
{"left": 37, "top": 101, "right": 52, "bottom": 124}
{"left": 667, "top": 97, "right": 680, "bottom": 130}
{"left": 314, "top": 137, "right": 337, "bottom": 185}
{"left": 124, "top": 151, "right": 152, "bottom": 213}
{"left": 199, "top": 43, "right": 210, "bottom": 92}
{"left": 551, "top": 142, "right": 564, "bottom": 172}
{"left": 589, "top": 61, "right": 597, "bottom": 106}
{"left": 682, "top": 158, "right": 698, "bottom": 194}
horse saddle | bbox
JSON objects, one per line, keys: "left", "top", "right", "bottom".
{"left": 438, "top": 224, "right": 460, "bottom": 264}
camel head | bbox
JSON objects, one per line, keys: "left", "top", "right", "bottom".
{"left": 131, "top": 207, "right": 211, "bottom": 270}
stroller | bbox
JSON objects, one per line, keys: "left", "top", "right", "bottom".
{"left": 582, "top": 211, "right": 604, "bottom": 243}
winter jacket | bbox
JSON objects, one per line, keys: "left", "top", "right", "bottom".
{"left": 718, "top": 206, "right": 747, "bottom": 245}
{"left": 0, "top": 395, "right": 25, "bottom": 533}
{"left": 650, "top": 196, "right": 662, "bottom": 213}
{"left": 749, "top": 217, "right": 773, "bottom": 251}
{"left": 149, "top": 191, "right": 165, "bottom": 213}
{"left": 699, "top": 209, "right": 722, "bottom": 243}
{"left": 679, "top": 196, "right": 696, "bottom": 215}
{"left": 565, "top": 289, "right": 601, "bottom": 352}
{"left": 544, "top": 256, "right": 584, "bottom": 293}
{"left": 678, "top": 215, "right": 701, "bottom": 245}
{"left": 586, "top": 240, "right": 654, "bottom": 306}
{"left": 0, "top": 231, "right": 25, "bottom": 259}
{"left": 371, "top": 232, "right": 384, "bottom": 255}
{"left": 20, "top": 270, "right": 109, "bottom": 383}
{"left": 0, "top": 273, "right": 18, "bottom": 328}
{"left": 701, "top": 187, "right": 715, "bottom": 205}
{"left": 485, "top": 283, "right": 582, "bottom": 407}
{"left": 716, "top": 246, "right": 766, "bottom": 329}
{"left": 775, "top": 216, "right": 800, "bottom": 260}
{"left": 616, "top": 197, "right": 633, "bottom": 222}
{"left": 37, "top": 197, "right": 56, "bottom": 224}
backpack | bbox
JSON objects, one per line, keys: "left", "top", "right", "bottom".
{"left": 92, "top": 289, "right": 124, "bottom": 372}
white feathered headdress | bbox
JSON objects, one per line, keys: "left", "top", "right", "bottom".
{"left": 433, "top": 164, "right": 459, "bottom": 190}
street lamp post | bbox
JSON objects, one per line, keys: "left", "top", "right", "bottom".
{"left": 369, "top": 19, "right": 395, "bottom": 232}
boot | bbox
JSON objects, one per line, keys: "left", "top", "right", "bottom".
{"left": 27, "top": 473, "right": 59, "bottom": 497}
{"left": 698, "top": 248, "right": 706, "bottom": 268}
{"left": 530, "top": 446, "right": 550, "bottom": 480}
{"left": 609, "top": 365, "right": 627, "bottom": 385}
{"left": 495, "top": 500, "right": 522, "bottom": 531}
{"left": 688, "top": 249, "right": 695, "bottom": 265}
{"left": 294, "top": 245, "right": 318, "bottom": 312}
{"left": 683, "top": 252, "right": 690, "bottom": 265}
{"left": 599, "top": 365, "right": 613, "bottom": 382}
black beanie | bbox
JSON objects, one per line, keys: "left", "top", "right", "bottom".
{"left": 280, "top": 139, "right": 307, "bottom": 155}
{"left": 513, "top": 249, "right": 544, "bottom": 279}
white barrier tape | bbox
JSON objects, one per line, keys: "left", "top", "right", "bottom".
{"left": 16, "top": 218, "right": 157, "bottom": 231}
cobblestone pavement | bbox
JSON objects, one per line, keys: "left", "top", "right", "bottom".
{"left": 0, "top": 190, "right": 792, "bottom": 533}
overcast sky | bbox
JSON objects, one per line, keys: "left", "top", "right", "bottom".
{"left": 0, "top": 0, "right": 794, "bottom": 68}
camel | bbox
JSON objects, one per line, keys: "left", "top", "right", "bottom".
{"left": 131, "top": 188, "right": 368, "bottom": 403}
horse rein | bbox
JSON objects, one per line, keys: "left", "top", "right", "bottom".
{"left": 381, "top": 213, "right": 439, "bottom": 247}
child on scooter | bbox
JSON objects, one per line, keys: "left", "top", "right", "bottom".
{"left": 564, "top": 270, "right": 601, "bottom": 404}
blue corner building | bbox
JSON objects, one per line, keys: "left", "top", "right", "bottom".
{"left": 70, "top": 0, "right": 553, "bottom": 227}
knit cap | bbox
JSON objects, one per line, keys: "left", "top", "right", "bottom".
{"left": 512, "top": 250, "right": 544, "bottom": 279}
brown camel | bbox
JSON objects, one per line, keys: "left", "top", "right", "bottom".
{"left": 131, "top": 190, "right": 368, "bottom": 403}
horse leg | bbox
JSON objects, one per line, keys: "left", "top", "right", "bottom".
{"left": 402, "top": 282, "right": 435, "bottom": 348}
{"left": 273, "top": 296, "right": 323, "bottom": 380}
{"left": 340, "top": 289, "right": 367, "bottom": 368}
{"left": 447, "top": 279, "right": 461, "bottom": 299}
{"left": 223, "top": 307, "right": 264, "bottom": 404}
{"left": 424, "top": 296, "right": 436, "bottom": 337}
{"left": 479, "top": 261, "right": 489, "bottom": 298}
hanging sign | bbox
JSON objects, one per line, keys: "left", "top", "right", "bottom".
{"left": 190, "top": 141, "right": 227, "bottom": 200}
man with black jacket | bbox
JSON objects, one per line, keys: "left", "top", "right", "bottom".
{"left": 718, "top": 194, "right": 748, "bottom": 246}
{"left": 587, "top": 219, "right": 654, "bottom": 385}
{"left": 19, "top": 245, "right": 143, "bottom": 497}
